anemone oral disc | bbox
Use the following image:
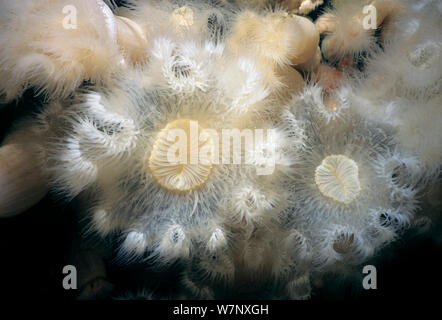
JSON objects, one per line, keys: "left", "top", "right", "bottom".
{"left": 315, "top": 154, "right": 361, "bottom": 205}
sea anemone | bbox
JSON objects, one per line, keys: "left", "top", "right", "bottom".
{"left": 317, "top": 0, "right": 402, "bottom": 62}
{"left": 36, "top": 28, "right": 281, "bottom": 269}
{"left": 0, "top": 0, "right": 122, "bottom": 101}
{"left": 283, "top": 102, "right": 419, "bottom": 270}
{"left": 363, "top": 0, "right": 442, "bottom": 98}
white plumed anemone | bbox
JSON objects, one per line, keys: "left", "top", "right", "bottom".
{"left": 36, "top": 20, "right": 280, "bottom": 266}
{"left": 216, "top": 57, "right": 271, "bottom": 114}
{"left": 121, "top": 230, "right": 149, "bottom": 257}
{"left": 294, "top": 84, "right": 350, "bottom": 122}
{"left": 317, "top": 0, "right": 402, "bottom": 61}
{"left": 206, "top": 227, "right": 228, "bottom": 253}
{"left": 283, "top": 104, "right": 419, "bottom": 270}
{"left": 148, "top": 37, "right": 213, "bottom": 93}
{"left": 0, "top": 0, "right": 122, "bottom": 101}
{"left": 157, "top": 223, "right": 191, "bottom": 260}
{"left": 221, "top": 177, "right": 291, "bottom": 230}
{"left": 314, "top": 225, "right": 374, "bottom": 267}
{"left": 317, "top": 0, "right": 377, "bottom": 61}
{"left": 191, "top": 250, "right": 236, "bottom": 284}
{"left": 364, "top": 2, "right": 442, "bottom": 98}
{"left": 42, "top": 93, "right": 139, "bottom": 199}
{"left": 341, "top": 1, "right": 441, "bottom": 178}
{"left": 43, "top": 87, "right": 239, "bottom": 264}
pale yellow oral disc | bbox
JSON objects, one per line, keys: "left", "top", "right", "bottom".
{"left": 315, "top": 154, "right": 361, "bottom": 205}
{"left": 148, "top": 119, "right": 214, "bottom": 192}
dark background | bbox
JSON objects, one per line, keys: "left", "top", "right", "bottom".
{"left": 0, "top": 0, "right": 441, "bottom": 301}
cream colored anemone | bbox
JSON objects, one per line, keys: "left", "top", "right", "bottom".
{"left": 316, "top": 0, "right": 402, "bottom": 61}
{"left": 40, "top": 66, "right": 274, "bottom": 266}
{"left": 285, "top": 103, "right": 419, "bottom": 270}
{"left": 314, "top": 154, "right": 361, "bottom": 205}
{"left": 226, "top": 9, "right": 318, "bottom": 93}
{"left": 147, "top": 119, "right": 214, "bottom": 192}
{"left": 359, "top": 1, "right": 442, "bottom": 98}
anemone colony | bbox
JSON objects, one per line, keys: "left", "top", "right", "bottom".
{"left": 0, "top": 0, "right": 440, "bottom": 299}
